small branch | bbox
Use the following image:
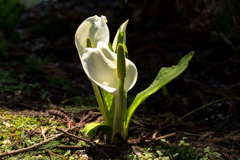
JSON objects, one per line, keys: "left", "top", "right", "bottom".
{"left": 177, "top": 131, "right": 201, "bottom": 137}
{"left": 41, "top": 126, "right": 50, "bottom": 141}
{"left": 155, "top": 132, "right": 176, "bottom": 140}
{"left": 45, "top": 148, "right": 68, "bottom": 160}
{"left": 56, "top": 145, "right": 86, "bottom": 150}
{"left": 56, "top": 128, "right": 115, "bottom": 146}
{"left": 56, "top": 127, "right": 90, "bottom": 145}
{"left": 178, "top": 98, "right": 227, "bottom": 121}
{"left": 131, "top": 119, "right": 145, "bottom": 127}
{"left": 219, "top": 31, "right": 235, "bottom": 49}
{"left": 0, "top": 115, "right": 11, "bottom": 120}
{"left": 145, "top": 132, "right": 176, "bottom": 142}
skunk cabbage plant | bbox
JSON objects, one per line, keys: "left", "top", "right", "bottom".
{"left": 75, "top": 15, "right": 194, "bottom": 143}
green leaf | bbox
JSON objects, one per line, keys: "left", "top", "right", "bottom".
{"left": 123, "top": 41, "right": 128, "bottom": 59}
{"left": 101, "top": 88, "right": 115, "bottom": 127}
{"left": 101, "top": 89, "right": 114, "bottom": 112}
{"left": 117, "top": 32, "right": 124, "bottom": 45}
{"left": 109, "top": 36, "right": 128, "bottom": 58}
{"left": 115, "top": 31, "right": 124, "bottom": 52}
{"left": 108, "top": 42, "right": 114, "bottom": 52}
{"left": 123, "top": 51, "right": 194, "bottom": 139}
{"left": 91, "top": 83, "right": 110, "bottom": 126}
{"left": 81, "top": 122, "right": 112, "bottom": 140}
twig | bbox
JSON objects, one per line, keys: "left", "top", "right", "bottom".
{"left": 0, "top": 126, "right": 82, "bottom": 158}
{"left": 178, "top": 98, "right": 227, "bottom": 121}
{"left": 177, "top": 131, "right": 201, "bottom": 137}
{"left": 152, "top": 130, "right": 160, "bottom": 139}
{"left": 145, "top": 132, "right": 176, "bottom": 142}
{"left": 47, "top": 110, "right": 69, "bottom": 121}
{"left": 0, "top": 115, "right": 11, "bottom": 120}
{"left": 45, "top": 148, "right": 68, "bottom": 160}
{"left": 34, "top": 134, "right": 59, "bottom": 142}
{"left": 56, "top": 127, "right": 90, "bottom": 145}
{"left": 56, "top": 145, "right": 86, "bottom": 150}
{"left": 41, "top": 126, "right": 50, "bottom": 141}
{"left": 219, "top": 31, "right": 235, "bottom": 49}
{"left": 132, "top": 146, "right": 143, "bottom": 158}
{"left": 155, "top": 132, "right": 176, "bottom": 140}
{"left": 131, "top": 119, "right": 145, "bottom": 127}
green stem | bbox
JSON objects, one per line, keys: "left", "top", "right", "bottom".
{"left": 119, "top": 79, "right": 124, "bottom": 101}
{"left": 91, "top": 81, "right": 109, "bottom": 126}
{"left": 121, "top": 93, "right": 127, "bottom": 137}
{"left": 112, "top": 78, "right": 124, "bottom": 142}
{"left": 123, "top": 119, "right": 128, "bottom": 140}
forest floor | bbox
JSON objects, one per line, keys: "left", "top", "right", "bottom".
{"left": 0, "top": 0, "right": 240, "bottom": 159}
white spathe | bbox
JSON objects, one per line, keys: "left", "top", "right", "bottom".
{"left": 75, "top": 15, "right": 137, "bottom": 97}
{"left": 112, "top": 20, "right": 129, "bottom": 51}
{"left": 75, "top": 15, "right": 109, "bottom": 60}
{"left": 82, "top": 41, "right": 137, "bottom": 96}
